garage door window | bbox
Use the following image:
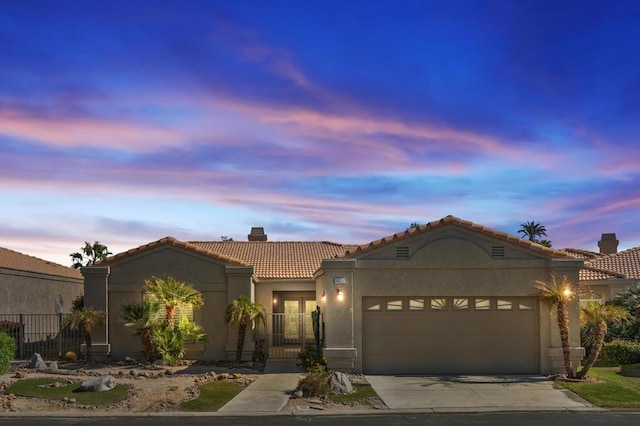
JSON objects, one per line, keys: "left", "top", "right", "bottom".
{"left": 409, "top": 298, "right": 425, "bottom": 310}
{"left": 365, "top": 298, "right": 382, "bottom": 311}
{"left": 474, "top": 298, "right": 491, "bottom": 310}
{"left": 497, "top": 299, "right": 513, "bottom": 310}
{"left": 386, "top": 299, "right": 403, "bottom": 311}
{"left": 519, "top": 300, "right": 534, "bottom": 310}
{"left": 453, "top": 298, "right": 469, "bottom": 310}
{"left": 430, "top": 298, "right": 447, "bottom": 311}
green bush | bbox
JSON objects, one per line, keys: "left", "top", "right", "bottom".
{"left": 296, "top": 344, "right": 327, "bottom": 372}
{"left": 602, "top": 339, "right": 640, "bottom": 365}
{"left": 296, "top": 365, "right": 330, "bottom": 397}
{"left": 0, "top": 331, "right": 16, "bottom": 374}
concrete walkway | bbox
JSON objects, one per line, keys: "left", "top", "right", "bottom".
{"left": 218, "top": 360, "right": 302, "bottom": 414}
{"left": 365, "top": 375, "right": 596, "bottom": 412}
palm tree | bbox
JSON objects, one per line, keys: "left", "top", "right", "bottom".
{"left": 535, "top": 275, "right": 576, "bottom": 378}
{"left": 70, "top": 241, "right": 112, "bottom": 269}
{"left": 224, "top": 295, "right": 266, "bottom": 362}
{"left": 65, "top": 307, "right": 106, "bottom": 361}
{"left": 143, "top": 276, "right": 204, "bottom": 330}
{"left": 578, "top": 302, "right": 629, "bottom": 379}
{"left": 121, "top": 299, "right": 161, "bottom": 362}
{"left": 518, "top": 221, "right": 549, "bottom": 245}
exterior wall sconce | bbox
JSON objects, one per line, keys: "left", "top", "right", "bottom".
{"left": 273, "top": 297, "right": 278, "bottom": 305}
{"left": 321, "top": 291, "right": 326, "bottom": 302}
{"left": 336, "top": 288, "right": 344, "bottom": 302}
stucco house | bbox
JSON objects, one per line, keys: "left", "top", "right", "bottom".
{"left": 0, "top": 246, "right": 83, "bottom": 315}
{"left": 83, "top": 216, "right": 590, "bottom": 375}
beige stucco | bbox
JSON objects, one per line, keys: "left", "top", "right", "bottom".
{"left": 318, "top": 226, "right": 584, "bottom": 375}
{"left": 0, "top": 268, "right": 83, "bottom": 314}
{"left": 82, "top": 245, "right": 255, "bottom": 362}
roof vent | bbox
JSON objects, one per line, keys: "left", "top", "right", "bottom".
{"left": 396, "top": 246, "right": 410, "bottom": 258}
{"left": 248, "top": 227, "right": 267, "bottom": 242}
{"left": 491, "top": 246, "right": 505, "bottom": 258}
{"left": 598, "top": 233, "right": 618, "bottom": 255}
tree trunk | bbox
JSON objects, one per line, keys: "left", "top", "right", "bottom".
{"left": 577, "top": 321, "right": 606, "bottom": 379}
{"left": 166, "top": 305, "right": 176, "bottom": 330}
{"left": 141, "top": 327, "right": 154, "bottom": 362}
{"left": 557, "top": 301, "right": 574, "bottom": 378}
{"left": 84, "top": 329, "right": 92, "bottom": 361}
{"left": 236, "top": 319, "right": 247, "bottom": 362}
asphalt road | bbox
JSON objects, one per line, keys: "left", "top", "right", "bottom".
{"left": 2, "top": 413, "right": 640, "bottom": 426}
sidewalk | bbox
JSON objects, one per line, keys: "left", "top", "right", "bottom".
{"left": 217, "top": 360, "right": 302, "bottom": 414}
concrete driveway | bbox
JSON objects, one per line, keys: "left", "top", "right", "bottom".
{"left": 365, "top": 375, "right": 596, "bottom": 412}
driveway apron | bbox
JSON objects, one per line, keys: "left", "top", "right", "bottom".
{"left": 365, "top": 375, "right": 595, "bottom": 412}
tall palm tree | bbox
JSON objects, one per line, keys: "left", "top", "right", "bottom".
{"left": 535, "top": 275, "right": 576, "bottom": 378}
{"left": 70, "top": 241, "right": 112, "bottom": 269}
{"left": 143, "top": 276, "right": 204, "bottom": 330}
{"left": 518, "top": 221, "right": 548, "bottom": 243}
{"left": 121, "top": 299, "right": 161, "bottom": 362}
{"left": 224, "top": 295, "right": 266, "bottom": 362}
{"left": 578, "top": 302, "right": 629, "bottom": 379}
{"left": 65, "top": 307, "right": 106, "bottom": 361}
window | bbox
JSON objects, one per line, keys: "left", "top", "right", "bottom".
{"left": 519, "top": 299, "right": 534, "bottom": 310}
{"left": 386, "top": 299, "right": 403, "bottom": 311}
{"left": 453, "top": 298, "right": 469, "bottom": 310}
{"left": 430, "top": 298, "right": 447, "bottom": 311}
{"left": 409, "top": 298, "right": 425, "bottom": 310}
{"left": 474, "top": 298, "right": 491, "bottom": 310}
{"left": 497, "top": 299, "right": 513, "bottom": 310}
{"left": 365, "top": 298, "right": 382, "bottom": 311}
{"left": 146, "top": 294, "right": 194, "bottom": 322}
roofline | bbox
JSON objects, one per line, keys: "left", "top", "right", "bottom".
{"left": 338, "top": 215, "right": 576, "bottom": 259}
{"left": 98, "top": 236, "right": 249, "bottom": 267}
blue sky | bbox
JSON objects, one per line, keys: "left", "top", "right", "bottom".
{"left": 1, "top": 0, "right": 639, "bottom": 266}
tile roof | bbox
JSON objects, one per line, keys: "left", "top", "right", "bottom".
{"left": 0, "top": 246, "right": 82, "bottom": 280}
{"left": 560, "top": 248, "right": 602, "bottom": 260}
{"left": 579, "top": 265, "right": 627, "bottom": 281}
{"left": 190, "top": 241, "right": 358, "bottom": 279}
{"left": 584, "top": 246, "right": 640, "bottom": 280}
{"left": 339, "top": 215, "right": 576, "bottom": 259}
{"left": 99, "top": 237, "right": 249, "bottom": 268}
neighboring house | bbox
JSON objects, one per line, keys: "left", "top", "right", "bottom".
{"left": 563, "top": 233, "right": 640, "bottom": 302}
{"left": 83, "top": 216, "right": 586, "bottom": 375}
{"left": 0, "top": 246, "right": 83, "bottom": 315}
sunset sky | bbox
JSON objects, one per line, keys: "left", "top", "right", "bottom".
{"left": 1, "top": 0, "right": 639, "bottom": 267}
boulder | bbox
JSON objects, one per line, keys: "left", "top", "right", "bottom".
{"left": 49, "top": 361, "right": 58, "bottom": 371}
{"left": 79, "top": 375, "right": 116, "bottom": 392}
{"left": 29, "top": 353, "right": 47, "bottom": 370}
{"left": 329, "top": 371, "right": 354, "bottom": 395}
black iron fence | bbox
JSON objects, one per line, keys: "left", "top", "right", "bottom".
{"left": 0, "top": 314, "right": 82, "bottom": 359}
{"left": 255, "top": 313, "right": 323, "bottom": 359}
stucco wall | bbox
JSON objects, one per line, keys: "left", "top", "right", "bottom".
{"left": 0, "top": 268, "right": 83, "bottom": 314}
{"left": 84, "top": 245, "right": 247, "bottom": 362}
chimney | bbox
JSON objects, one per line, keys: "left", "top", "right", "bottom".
{"left": 598, "top": 233, "right": 619, "bottom": 255}
{"left": 248, "top": 227, "right": 267, "bottom": 242}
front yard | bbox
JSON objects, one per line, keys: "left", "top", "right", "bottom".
{"left": 557, "top": 367, "right": 640, "bottom": 408}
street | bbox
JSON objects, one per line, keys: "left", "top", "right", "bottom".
{"left": 2, "top": 413, "right": 640, "bottom": 426}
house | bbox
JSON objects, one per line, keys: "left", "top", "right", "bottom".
{"left": 82, "top": 216, "right": 586, "bottom": 375}
{"left": 0, "top": 246, "right": 83, "bottom": 315}
{"left": 562, "top": 233, "right": 640, "bottom": 302}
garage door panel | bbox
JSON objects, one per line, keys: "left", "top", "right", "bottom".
{"left": 363, "top": 296, "right": 539, "bottom": 375}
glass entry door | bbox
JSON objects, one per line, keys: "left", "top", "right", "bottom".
{"left": 279, "top": 296, "right": 316, "bottom": 345}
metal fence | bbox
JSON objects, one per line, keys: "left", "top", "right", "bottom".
{"left": 0, "top": 314, "right": 82, "bottom": 359}
{"left": 255, "top": 313, "right": 323, "bottom": 359}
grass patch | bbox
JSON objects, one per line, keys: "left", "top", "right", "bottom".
{"left": 557, "top": 367, "right": 640, "bottom": 408}
{"left": 180, "top": 380, "right": 243, "bottom": 412}
{"left": 328, "top": 384, "right": 378, "bottom": 404}
{"left": 7, "top": 378, "right": 128, "bottom": 406}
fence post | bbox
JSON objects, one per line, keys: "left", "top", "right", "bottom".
{"left": 19, "top": 313, "right": 25, "bottom": 359}
{"left": 58, "top": 313, "right": 63, "bottom": 359}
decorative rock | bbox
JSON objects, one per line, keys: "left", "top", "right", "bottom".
{"left": 217, "top": 373, "right": 230, "bottom": 380}
{"left": 329, "top": 371, "right": 354, "bottom": 395}
{"left": 29, "top": 353, "right": 47, "bottom": 370}
{"left": 294, "top": 390, "right": 303, "bottom": 398}
{"left": 69, "top": 397, "right": 76, "bottom": 403}
{"left": 79, "top": 375, "right": 116, "bottom": 392}
{"left": 49, "top": 361, "right": 58, "bottom": 371}
{"left": 14, "top": 371, "right": 28, "bottom": 378}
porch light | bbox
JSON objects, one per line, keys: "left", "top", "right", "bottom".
{"left": 336, "top": 288, "right": 344, "bottom": 302}
{"left": 563, "top": 288, "right": 572, "bottom": 298}
{"left": 321, "top": 291, "right": 326, "bottom": 302}
{"left": 273, "top": 297, "right": 278, "bottom": 305}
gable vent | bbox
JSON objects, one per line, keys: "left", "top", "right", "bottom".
{"left": 396, "top": 246, "right": 410, "bottom": 258}
{"left": 491, "top": 246, "right": 505, "bottom": 258}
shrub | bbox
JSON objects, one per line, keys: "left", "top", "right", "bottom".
{"left": 296, "top": 344, "right": 327, "bottom": 372}
{"left": 0, "top": 331, "right": 15, "bottom": 374}
{"left": 296, "top": 364, "right": 330, "bottom": 397}
{"left": 602, "top": 339, "right": 640, "bottom": 365}
{"left": 65, "top": 351, "right": 78, "bottom": 362}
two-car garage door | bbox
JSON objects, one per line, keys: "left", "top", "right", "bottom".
{"left": 362, "top": 296, "right": 539, "bottom": 374}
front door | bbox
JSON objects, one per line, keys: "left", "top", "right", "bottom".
{"left": 273, "top": 292, "right": 316, "bottom": 346}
